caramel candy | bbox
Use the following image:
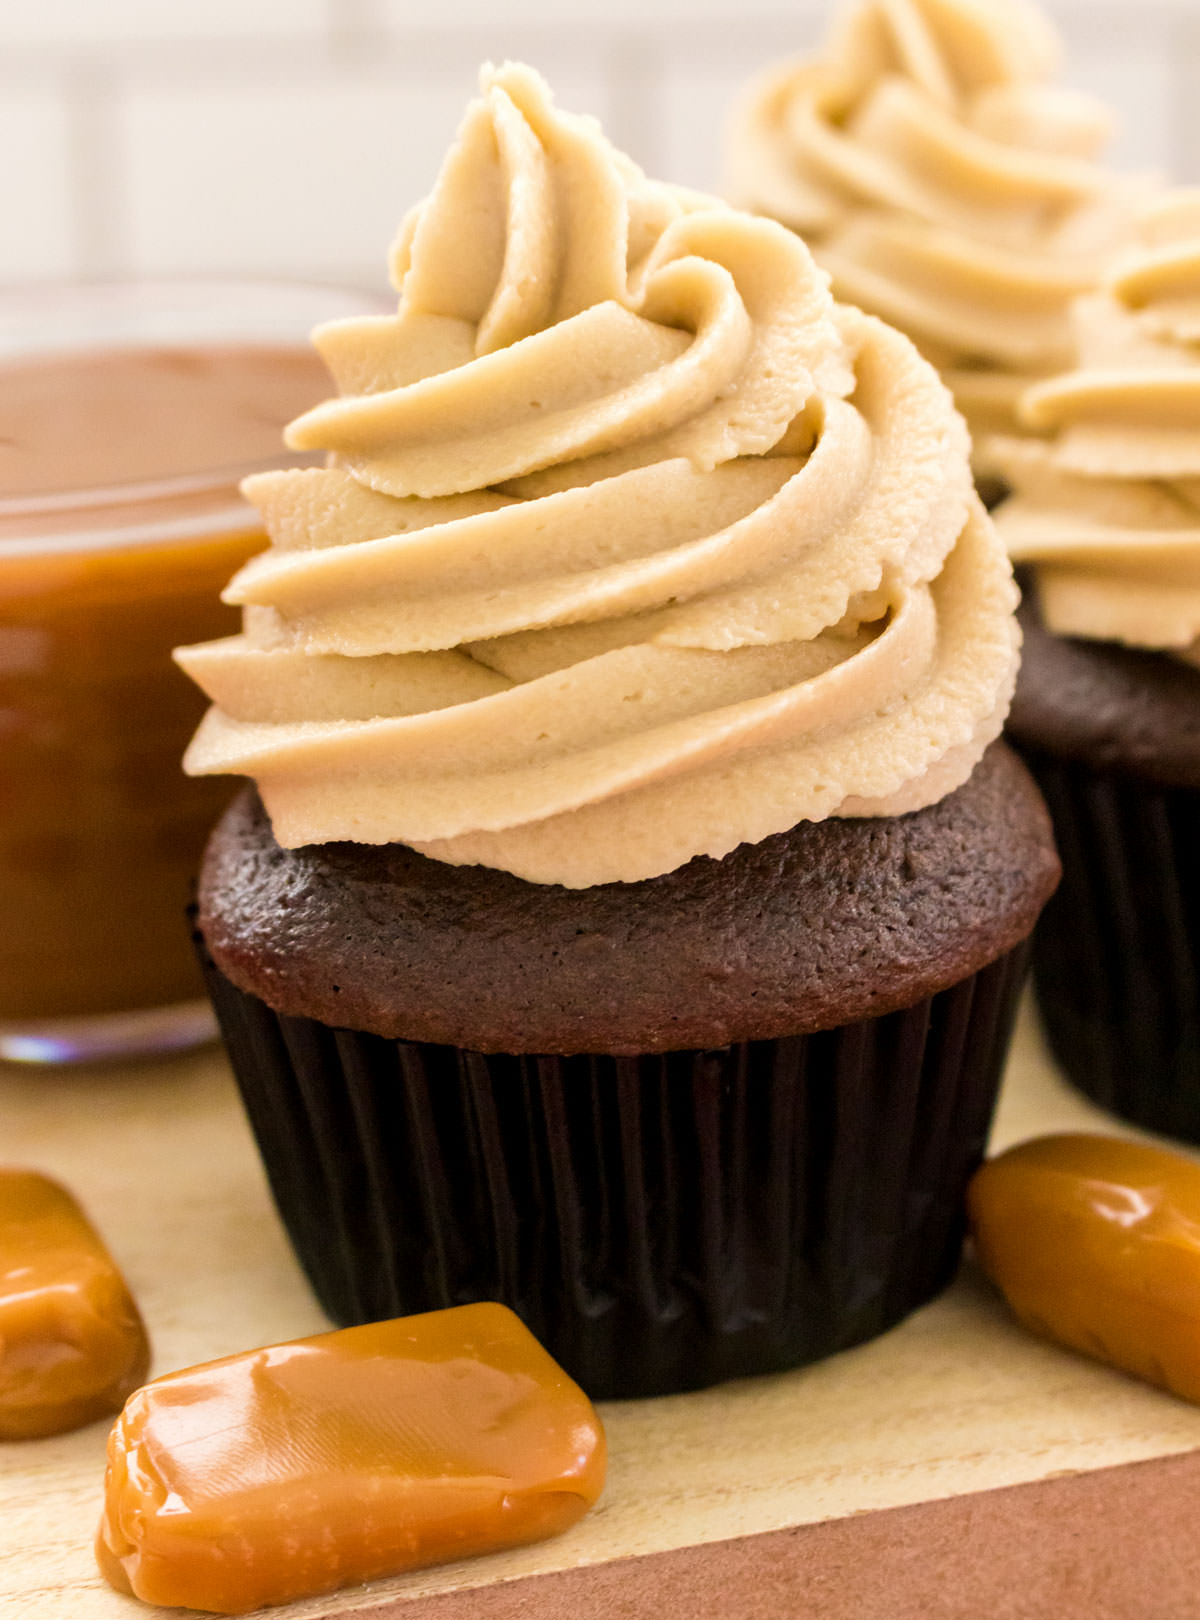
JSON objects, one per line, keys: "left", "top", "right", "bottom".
{"left": 0, "top": 1170, "right": 149, "bottom": 1440}
{"left": 969, "top": 1133, "right": 1200, "bottom": 1403}
{"left": 97, "top": 1302, "right": 606, "bottom": 1614}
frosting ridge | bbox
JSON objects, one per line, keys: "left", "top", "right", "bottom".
{"left": 727, "top": 0, "right": 1149, "bottom": 472}
{"left": 994, "top": 191, "right": 1200, "bottom": 666}
{"left": 177, "top": 62, "right": 1019, "bottom": 886}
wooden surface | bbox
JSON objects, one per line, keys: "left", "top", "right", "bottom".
{"left": 3, "top": 998, "right": 1200, "bottom": 1620}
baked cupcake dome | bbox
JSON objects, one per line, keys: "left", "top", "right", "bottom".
{"left": 995, "top": 191, "right": 1200, "bottom": 1139}
{"left": 199, "top": 744, "right": 1055, "bottom": 1057}
{"left": 179, "top": 64, "right": 1055, "bottom": 1396}
{"left": 727, "top": 0, "right": 1150, "bottom": 485}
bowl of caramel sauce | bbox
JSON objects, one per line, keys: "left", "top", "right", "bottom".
{"left": 0, "top": 279, "right": 385, "bottom": 1063}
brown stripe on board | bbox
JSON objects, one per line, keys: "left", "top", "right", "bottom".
{"left": 358, "top": 1449, "right": 1200, "bottom": 1620}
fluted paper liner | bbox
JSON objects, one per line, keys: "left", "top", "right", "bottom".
{"left": 199, "top": 943, "right": 1030, "bottom": 1399}
{"left": 1023, "top": 751, "right": 1200, "bottom": 1141}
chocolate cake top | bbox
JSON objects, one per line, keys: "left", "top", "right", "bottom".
{"left": 1009, "top": 594, "right": 1200, "bottom": 791}
{"left": 199, "top": 742, "right": 1057, "bottom": 1056}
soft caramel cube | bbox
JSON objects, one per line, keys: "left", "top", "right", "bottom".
{"left": 97, "top": 1302, "right": 606, "bottom": 1614}
{"left": 0, "top": 1169, "right": 149, "bottom": 1441}
{"left": 970, "top": 1132, "right": 1200, "bottom": 1402}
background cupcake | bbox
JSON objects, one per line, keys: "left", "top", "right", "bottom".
{"left": 726, "top": 0, "right": 1153, "bottom": 492}
{"left": 994, "top": 190, "right": 1200, "bottom": 1140}
{"left": 177, "top": 63, "right": 1058, "bottom": 1398}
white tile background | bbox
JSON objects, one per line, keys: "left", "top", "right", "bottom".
{"left": 0, "top": 0, "right": 1197, "bottom": 290}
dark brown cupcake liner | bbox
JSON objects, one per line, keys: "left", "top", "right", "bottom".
{"left": 1019, "top": 749, "right": 1200, "bottom": 1142}
{"left": 199, "top": 942, "right": 1030, "bottom": 1399}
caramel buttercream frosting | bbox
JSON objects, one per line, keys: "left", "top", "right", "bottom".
{"left": 994, "top": 191, "right": 1200, "bottom": 668}
{"left": 727, "top": 0, "right": 1149, "bottom": 472}
{"left": 177, "top": 62, "right": 1019, "bottom": 888}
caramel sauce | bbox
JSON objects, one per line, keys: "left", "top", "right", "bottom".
{"left": 0, "top": 345, "right": 327, "bottom": 496}
{"left": 0, "top": 343, "right": 330, "bottom": 1021}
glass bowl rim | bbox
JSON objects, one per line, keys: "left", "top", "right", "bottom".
{"left": 0, "top": 273, "right": 389, "bottom": 557}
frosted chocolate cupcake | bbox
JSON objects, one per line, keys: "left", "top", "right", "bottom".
{"left": 177, "top": 64, "right": 1057, "bottom": 1397}
{"left": 994, "top": 192, "right": 1200, "bottom": 1140}
{"left": 727, "top": 0, "right": 1150, "bottom": 490}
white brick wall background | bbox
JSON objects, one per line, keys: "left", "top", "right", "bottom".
{"left": 0, "top": 0, "right": 1197, "bottom": 290}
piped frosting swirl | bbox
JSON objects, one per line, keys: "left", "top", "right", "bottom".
{"left": 994, "top": 191, "right": 1200, "bottom": 667}
{"left": 727, "top": 0, "right": 1149, "bottom": 472}
{"left": 177, "top": 62, "right": 1019, "bottom": 887}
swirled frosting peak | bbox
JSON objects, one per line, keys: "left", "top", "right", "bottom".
{"left": 727, "top": 0, "right": 1150, "bottom": 473}
{"left": 177, "top": 62, "right": 1020, "bottom": 887}
{"left": 994, "top": 191, "right": 1200, "bottom": 666}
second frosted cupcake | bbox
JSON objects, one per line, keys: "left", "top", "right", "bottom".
{"left": 995, "top": 192, "right": 1200, "bottom": 1142}
{"left": 727, "top": 0, "right": 1150, "bottom": 490}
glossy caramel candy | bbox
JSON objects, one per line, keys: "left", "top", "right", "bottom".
{"left": 97, "top": 1302, "right": 606, "bottom": 1614}
{"left": 0, "top": 1170, "right": 149, "bottom": 1440}
{"left": 969, "top": 1132, "right": 1200, "bottom": 1403}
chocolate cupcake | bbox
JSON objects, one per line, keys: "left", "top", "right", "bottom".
{"left": 725, "top": 0, "right": 1152, "bottom": 495}
{"left": 177, "top": 64, "right": 1058, "bottom": 1397}
{"left": 995, "top": 192, "right": 1200, "bottom": 1140}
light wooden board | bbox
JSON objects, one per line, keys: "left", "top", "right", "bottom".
{"left": 3, "top": 997, "right": 1199, "bottom": 1620}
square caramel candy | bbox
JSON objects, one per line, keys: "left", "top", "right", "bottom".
{"left": 0, "top": 1170, "right": 149, "bottom": 1440}
{"left": 96, "top": 1301, "right": 605, "bottom": 1613}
